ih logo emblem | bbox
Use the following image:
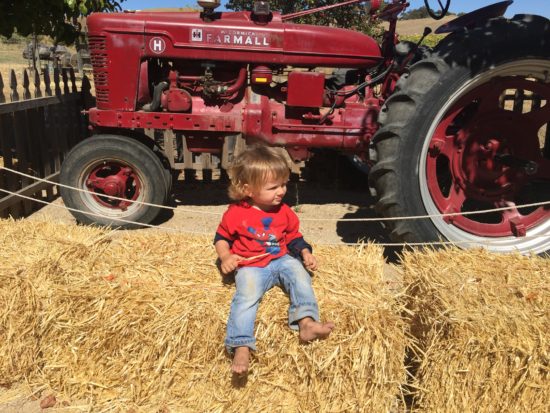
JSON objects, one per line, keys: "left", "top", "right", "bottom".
{"left": 149, "top": 37, "right": 166, "bottom": 54}
{"left": 191, "top": 29, "right": 203, "bottom": 42}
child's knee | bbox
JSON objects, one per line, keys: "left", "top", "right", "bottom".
{"left": 235, "top": 271, "right": 264, "bottom": 300}
{"left": 294, "top": 269, "right": 313, "bottom": 288}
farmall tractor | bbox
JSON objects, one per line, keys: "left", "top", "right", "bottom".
{"left": 59, "top": 0, "right": 550, "bottom": 255}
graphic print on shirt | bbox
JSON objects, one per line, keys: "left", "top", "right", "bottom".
{"left": 247, "top": 217, "right": 281, "bottom": 255}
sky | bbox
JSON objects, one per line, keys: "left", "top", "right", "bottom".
{"left": 120, "top": 1, "right": 550, "bottom": 18}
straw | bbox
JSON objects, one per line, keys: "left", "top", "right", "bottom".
{"left": 401, "top": 247, "right": 549, "bottom": 412}
{"left": 0, "top": 218, "right": 406, "bottom": 412}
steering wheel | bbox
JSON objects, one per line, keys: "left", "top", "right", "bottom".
{"left": 424, "top": 0, "right": 451, "bottom": 20}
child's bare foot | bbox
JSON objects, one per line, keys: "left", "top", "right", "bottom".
{"left": 298, "top": 317, "right": 335, "bottom": 342}
{"left": 231, "top": 346, "right": 250, "bottom": 375}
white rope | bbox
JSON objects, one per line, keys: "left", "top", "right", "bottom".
{"left": 0, "top": 188, "right": 208, "bottom": 236}
{"left": 2, "top": 166, "right": 550, "bottom": 223}
{"left": 301, "top": 200, "right": 550, "bottom": 222}
{"left": 1, "top": 187, "right": 549, "bottom": 248}
{"left": 0, "top": 166, "right": 220, "bottom": 215}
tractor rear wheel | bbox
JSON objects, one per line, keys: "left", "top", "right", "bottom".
{"left": 60, "top": 134, "right": 169, "bottom": 229}
{"left": 370, "top": 15, "right": 550, "bottom": 255}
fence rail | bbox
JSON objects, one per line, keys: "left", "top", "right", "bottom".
{"left": 0, "top": 67, "right": 91, "bottom": 218}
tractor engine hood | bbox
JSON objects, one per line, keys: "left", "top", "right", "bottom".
{"left": 87, "top": 10, "right": 382, "bottom": 68}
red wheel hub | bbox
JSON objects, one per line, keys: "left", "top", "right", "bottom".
{"left": 425, "top": 76, "right": 550, "bottom": 237}
{"left": 85, "top": 163, "right": 141, "bottom": 210}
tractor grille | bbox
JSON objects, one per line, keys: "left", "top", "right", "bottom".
{"left": 88, "top": 35, "right": 109, "bottom": 105}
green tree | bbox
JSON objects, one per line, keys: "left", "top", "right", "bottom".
{"left": 400, "top": 6, "right": 457, "bottom": 20}
{"left": 0, "top": 0, "right": 126, "bottom": 43}
{"left": 400, "top": 6, "right": 430, "bottom": 20}
{"left": 226, "top": 0, "right": 381, "bottom": 37}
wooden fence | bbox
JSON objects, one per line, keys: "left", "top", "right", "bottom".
{"left": 0, "top": 67, "right": 92, "bottom": 218}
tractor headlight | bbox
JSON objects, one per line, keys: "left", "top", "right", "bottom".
{"left": 252, "top": 1, "right": 271, "bottom": 17}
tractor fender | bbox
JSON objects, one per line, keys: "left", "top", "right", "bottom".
{"left": 434, "top": 0, "right": 512, "bottom": 34}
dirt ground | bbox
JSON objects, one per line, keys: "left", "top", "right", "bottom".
{"left": 26, "top": 171, "right": 395, "bottom": 250}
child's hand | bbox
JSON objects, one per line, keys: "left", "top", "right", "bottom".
{"left": 301, "top": 249, "right": 318, "bottom": 271}
{"left": 220, "top": 254, "right": 244, "bottom": 274}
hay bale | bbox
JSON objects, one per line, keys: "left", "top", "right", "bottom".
{"left": 401, "top": 248, "right": 549, "bottom": 412}
{"left": 0, "top": 260, "right": 40, "bottom": 385}
{"left": 0, "top": 218, "right": 109, "bottom": 389}
{"left": 0, "top": 219, "right": 406, "bottom": 412}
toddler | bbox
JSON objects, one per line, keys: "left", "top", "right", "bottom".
{"left": 214, "top": 146, "right": 334, "bottom": 375}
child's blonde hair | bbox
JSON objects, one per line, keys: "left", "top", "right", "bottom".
{"left": 228, "top": 146, "right": 290, "bottom": 201}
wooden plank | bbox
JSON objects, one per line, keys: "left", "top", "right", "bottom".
{"left": 0, "top": 114, "right": 14, "bottom": 170}
{"left": 44, "top": 69, "right": 52, "bottom": 97}
{"left": 54, "top": 68, "right": 62, "bottom": 96}
{"left": 34, "top": 104, "right": 54, "bottom": 200}
{"left": 513, "top": 89, "right": 525, "bottom": 113}
{"left": 81, "top": 75, "right": 95, "bottom": 109}
{"left": 28, "top": 105, "right": 49, "bottom": 200}
{"left": 13, "top": 108, "right": 33, "bottom": 215}
{"left": 531, "top": 93, "right": 549, "bottom": 158}
{"left": 41, "top": 104, "right": 57, "bottom": 197}
{"left": 0, "top": 172, "right": 59, "bottom": 211}
{"left": 44, "top": 103, "right": 61, "bottom": 173}
{"left": 163, "top": 130, "right": 177, "bottom": 168}
{"left": 57, "top": 96, "right": 69, "bottom": 164}
{"left": 62, "top": 69, "right": 70, "bottom": 95}
{"left": 9, "top": 70, "right": 19, "bottom": 102}
{"left": 69, "top": 90, "right": 83, "bottom": 148}
{"left": 22, "top": 69, "right": 31, "bottom": 100}
{"left": 0, "top": 112, "right": 22, "bottom": 218}
{"left": 0, "top": 72, "right": 5, "bottom": 104}
{"left": 33, "top": 69, "right": 42, "bottom": 98}
{"left": 69, "top": 68, "right": 77, "bottom": 93}
{"left": 0, "top": 167, "right": 5, "bottom": 218}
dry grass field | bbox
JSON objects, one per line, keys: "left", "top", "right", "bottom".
{"left": 0, "top": 38, "right": 83, "bottom": 98}
{"left": 0, "top": 41, "right": 27, "bottom": 91}
{"left": 383, "top": 15, "right": 456, "bottom": 35}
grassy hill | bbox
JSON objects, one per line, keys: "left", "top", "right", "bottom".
{"left": 384, "top": 15, "right": 456, "bottom": 35}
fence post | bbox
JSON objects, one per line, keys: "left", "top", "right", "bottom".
{"left": 33, "top": 70, "right": 42, "bottom": 98}
{"left": 69, "top": 68, "right": 77, "bottom": 94}
{"left": 53, "top": 68, "right": 61, "bottom": 96}
{"left": 22, "top": 69, "right": 31, "bottom": 101}
{"left": 81, "top": 75, "right": 94, "bottom": 109}
{"left": 0, "top": 72, "right": 5, "bottom": 104}
{"left": 9, "top": 70, "right": 19, "bottom": 102}
{"left": 44, "top": 69, "right": 52, "bottom": 97}
{"left": 62, "top": 68, "right": 70, "bottom": 95}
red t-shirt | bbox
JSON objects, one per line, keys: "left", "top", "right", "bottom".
{"left": 216, "top": 202, "right": 304, "bottom": 267}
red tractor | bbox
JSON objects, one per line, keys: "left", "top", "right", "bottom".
{"left": 60, "top": 0, "right": 550, "bottom": 255}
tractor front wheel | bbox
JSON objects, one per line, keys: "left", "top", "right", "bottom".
{"left": 370, "top": 15, "right": 550, "bottom": 255}
{"left": 60, "top": 134, "right": 169, "bottom": 229}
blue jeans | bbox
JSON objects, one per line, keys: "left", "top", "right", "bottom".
{"left": 225, "top": 254, "right": 319, "bottom": 352}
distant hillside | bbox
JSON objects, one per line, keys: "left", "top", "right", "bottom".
{"left": 382, "top": 15, "right": 456, "bottom": 35}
